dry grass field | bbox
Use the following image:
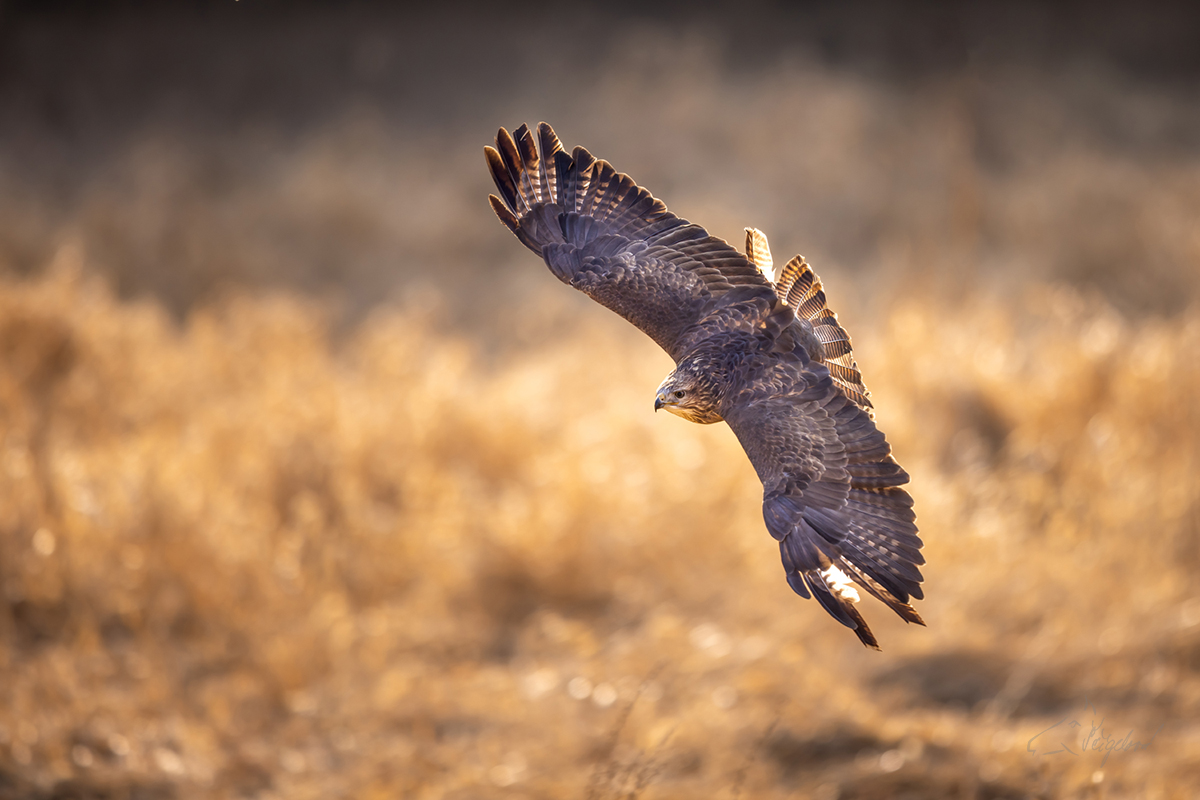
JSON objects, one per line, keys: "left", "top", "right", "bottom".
{"left": 2, "top": 4, "right": 1200, "bottom": 799}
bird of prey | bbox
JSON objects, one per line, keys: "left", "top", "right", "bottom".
{"left": 486, "top": 123, "right": 923, "bottom": 648}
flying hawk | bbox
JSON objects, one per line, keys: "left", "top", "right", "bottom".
{"left": 486, "top": 123, "right": 924, "bottom": 648}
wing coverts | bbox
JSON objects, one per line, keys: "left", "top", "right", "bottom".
{"left": 487, "top": 123, "right": 924, "bottom": 648}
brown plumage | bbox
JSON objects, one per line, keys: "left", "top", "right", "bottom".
{"left": 746, "top": 230, "right": 874, "bottom": 414}
{"left": 486, "top": 122, "right": 924, "bottom": 649}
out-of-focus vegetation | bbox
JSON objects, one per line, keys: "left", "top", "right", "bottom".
{"left": 2, "top": 257, "right": 1198, "bottom": 799}
{"left": 2, "top": 3, "right": 1199, "bottom": 799}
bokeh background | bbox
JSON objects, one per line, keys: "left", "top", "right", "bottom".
{"left": 2, "top": 2, "right": 1199, "bottom": 798}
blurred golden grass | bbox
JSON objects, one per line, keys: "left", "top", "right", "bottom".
{"left": 2, "top": 7, "right": 1200, "bottom": 798}
{"left": 1, "top": 253, "right": 1198, "bottom": 799}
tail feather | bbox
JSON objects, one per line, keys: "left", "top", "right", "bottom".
{"left": 778, "top": 253, "right": 873, "bottom": 413}
{"left": 744, "top": 227, "right": 774, "bottom": 278}
{"left": 743, "top": 229, "right": 874, "bottom": 415}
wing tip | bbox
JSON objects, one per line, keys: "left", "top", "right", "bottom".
{"left": 781, "top": 526, "right": 924, "bottom": 649}
{"left": 800, "top": 570, "right": 883, "bottom": 649}
{"left": 488, "top": 194, "right": 519, "bottom": 233}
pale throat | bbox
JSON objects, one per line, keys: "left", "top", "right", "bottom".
{"left": 656, "top": 365, "right": 724, "bottom": 424}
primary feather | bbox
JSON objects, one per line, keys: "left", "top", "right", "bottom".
{"left": 486, "top": 123, "right": 924, "bottom": 648}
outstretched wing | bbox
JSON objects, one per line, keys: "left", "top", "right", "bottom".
{"left": 723, "top": 355, "right": 923, "bottom": 649}
{"left": 486, "top": 123, "right": 776, "bottom": 361}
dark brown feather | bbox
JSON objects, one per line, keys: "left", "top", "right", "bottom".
{"left": 486, "top": 123, "right": 923, "bottom": 648}
{"left": 485, "top": 122, "right": 775, "bottom": 360}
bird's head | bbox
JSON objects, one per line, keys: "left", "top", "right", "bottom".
{"left": 654, "top": 363, "right": 724, "bottom": 424}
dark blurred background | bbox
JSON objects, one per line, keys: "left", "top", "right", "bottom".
{"left": 2, "top": 0, "right": 1199, "bottom": 321}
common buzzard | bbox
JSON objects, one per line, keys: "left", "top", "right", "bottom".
{"left": 486, "top": 123, "right": 923, "bottom": 648}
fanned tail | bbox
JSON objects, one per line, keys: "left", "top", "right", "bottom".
{"left": 776, "top": 251, "right": 873, "bottom": 416}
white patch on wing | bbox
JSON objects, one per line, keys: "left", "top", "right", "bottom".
{"left": 820, "top": 564, "right": 861, "bottom": 604}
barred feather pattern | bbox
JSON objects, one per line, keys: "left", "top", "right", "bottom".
{"left": 487, "top": 124, "right": 776, "bottom": 359}
{"left": 728, "top": 363, "right": 923, "bottom": 650}
{"left": 488, "top": 124, "right": 923, "bottom": 649}
{"left": 745, "top": 228, "right": 874, "bottom": 416}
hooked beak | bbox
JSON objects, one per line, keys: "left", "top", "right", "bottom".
{"left": 654, "top": 396, "right": 663, "bottom": 412}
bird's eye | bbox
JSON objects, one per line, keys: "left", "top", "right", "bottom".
{"left": 674, "top": 390, "right": 686, "bottom": 399}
